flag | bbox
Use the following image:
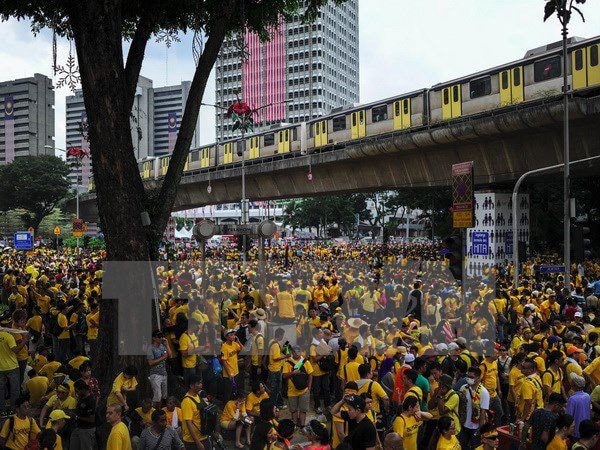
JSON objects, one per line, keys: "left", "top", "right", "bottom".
{"left": 167, "top": 113, "right": 178, "bottom": 153}
{"left": 80, "top": 113, "right": 91, "bottom": 186}
{"left": 4, "top": 96, "right": 14, "bottom": 163}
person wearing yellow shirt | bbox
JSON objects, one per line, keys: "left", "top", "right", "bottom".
{"left": 540, "top": 296, "right": 560, "bottom": 322}
{"left": 39, "top": 384, "right": 77, "bottom": 427}
{"left": 38, "top": 359, "right": 61, "bottom": 379}
{"left": 543, "top": 351, "right": 566, "bottom": 401}
{"left": 7, "top": 286, "right": 26, "bottom": 309}
{"left": 106, "top": 366, "right": 138, "bottom": 411}
{"left": 181, "top": 376, "right": 207, "bottom": 449}
{"left": 106, "top": 404, "right": 132, "bottom": 450}
{"left": 434, "top": 416, "right": 461, "bottom": 450}
{"left": 273, "top": 282, "right": 295, "bottom": 322}
{"left": 68, "top": 352, "right": 90, "bottom": 371}
{"left": 517, "top": 359, "right": 544, "bottom": 420}
{"left": 0, "top": 327, "right": 25, "bottom": 411}
{"left": 283, "top": 348, "right": 314, "bottom": 428}
{"left": 479, "top": 347, "right": 503, "bottom": 427}
{"left": 331, "top": 393, "right": 377, "bottom": 449}
{"left": 46, "top": 409, "right": 70, "bottom": 450}
{"left": 0, "top": 396, "right": 41, "bottom": 450}
{"left": 85, "top": 302, "right": 99, "bottom": 358}
{"left": 246, "top": 382, "right": 269, "bottom": 417}
{"left": 428, "top": 374, "right": 461, "bottom": 435}
{"left": 55, "top": 302, "right": 74, "bottom": 363}
{"left": 179, "top": 327, "right": 199, "bottom": 388}
{"left": 356, "top": 363, "right": 389, "bottom": 415}
{"left": 134, "top": 398, "right": 155, "bottom": 428}
{"left": 583, "top": 355, "right": 600, "bottom": 387}
{"left": 25, "top": 369, "right": 49, "bottom": 408}
{"left": 267, "top": 328, "right": 290, "bottom": 409}
{"left": 392, "top": 395, "right": 433, "bottom": 450}
{"left": 9, "top": 310, "right": 30, "bottom": 384}
{"left": 221, "top": 329, "right": 243, "bottom": 400}
{"left": 248, "top": 320, "right": 265, "bottom": 382}
{"left": 312, "top": 280, "right": 330, "bottom": 306}
{"left": 220, "top": 391, "right": 251, "bottom": 449}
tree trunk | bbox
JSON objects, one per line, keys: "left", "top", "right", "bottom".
{"left": 69, "top": 0, "right": 151, "bottom": 394}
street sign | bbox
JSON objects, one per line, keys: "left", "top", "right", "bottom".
{"left": 72, "top": 218, "right": 84, "bottom": 238}
{"left": 53, "top": 226, "right": 61, "bottom": 235}
{"left": 452, "top": 161, "right": 474, "bottom": 228}
{"left": 220, "top": 223, "right": 255, "bottom": 236}
{"left": 14, "top": 232, "right": 33, "bottom": 250}
{"left": 539, "top": 265, "right": 566, "bottom": 274}
{"left": 471, "top": 232, "right": 489, "bottom": 256}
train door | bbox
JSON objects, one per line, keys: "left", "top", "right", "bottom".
{"left": 184, "top": 155, "right": 189, "bottom": 171}
{"left": 393, "top": 99, "right": 411, "bottom": 130}
{"left": 499, "top": 67, "right": 523, "bottom": 106}
{"left": 277, "top": 129, "right": 290, "bottom": 153}
{"left": 572, "top": 45, "right": 600, "bottom": 89}
{"left": 314, "top": 120, "right": 328, "bottom": 147}
{"left": 450, "top": 84, "right": 462, "bottom": 117}
{"left": 248, "top": 137, "right": 260, "bottom": 159}
{"left": 223, "top": 143, "right": 234, "bottom": 163}
{"left": 441, "top": 88, "right": 452, "bottom": 119}
{"left": 200, "top": 148, "right": 210, "bottom": 168}
{"left": 142, "top": 161, "right": 151, "bottom": 179}
{"left": 351, "top": 110, "right": 366, "bottom": 138}
{"left": 161, "top": 157, "right": 170, "bottom": 176}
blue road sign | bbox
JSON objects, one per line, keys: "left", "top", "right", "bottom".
{"left": 472, "top": 232, "right": 489, "bottom": 255}
{"left": 539, "top": 265, "right": 565, "bottom": 274}
{"left": 13, "top": 232, "right": 33, "bottom": 250}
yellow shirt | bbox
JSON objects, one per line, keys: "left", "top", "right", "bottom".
{"left": 0, "top": 331, "right": 18, "bottom": 371}
{"left": 45, "top": 394, "right": 77, "bottom": 411}
{"left": 33, "top": 354, "right": 48, "bottom": 374}
{"left": 106, "top": 421, "right": 132, "bottom": 450}
{"left": 86, "top": 311, "right": 99, "bottom": 340}
{"left": 25, "top": 376, "right": 49, "bottom": 406}
{"left": 436, "top": 434, "right": 461, "bottom": 450}
{"left": 68, "top": 355, "right": 90, "bottom": 370}
{"left": 518, "top": 374, "right": 543, "bottom": 418}
{"left": 268, "top": 341, "right": 285, "bottom": 372}
{"left": 39, "top": 361, "right": 61, "bottom": 378}
{"left": 26, "top": 316, "right": 43, "bottom": 333}
{"left": 430, "top": 390, "right": 461, "bottom": 434}
{"left": 179, "top": 332, "right": 198, "bottom": 369}
{"left": 546, "top": 435, "right": 568, "bottom": 450}
{"left": 0, "top": 416, "right": 41, "bottom": 450}
{"left": 134, "top": 407, "right": 155, "bottom": 427}
{"left": 392, "top": 414, "right": 422, "bottom": 450}
{"left": 250, "top": 334, "right": 265, "bottom": 367}
{"left": 107, "top": 374, "right": 138, "bottom": 407}
{"left": 342, "top": 361, "right": 361, "bottom": 383}
{"left": 220, "top": 400, "right": 247, "bottom": 422}
{"left": 542, "top": 367, "right": 564, "bottom": 396}
{"left": 309, "top": 344, "right": 326, "bottom": 377}
{"left": 275, "top": 292, "right": 294, "bottom": 319}
{"left": 246, "top": 392, "right": 269, "bottom": 416}
{"left": 583, "top": 356, "right": 600, "bottom": 385}
{"left": 181, "top": 394, "right": 207, "bottom": 443}
{"left": 57, "top": 313, "right": 70, "bottom": 340}
{"left": 480, "top": 359, "right": 499, "bottom": 398}
{"left": 221, "top": 341, "right": 243, "bottom": 378}
{"left": 283, "top": 360, "right": 314, "bottom": 396}
{"left": 508, "top": 367, "right": 524, "bottom": 404}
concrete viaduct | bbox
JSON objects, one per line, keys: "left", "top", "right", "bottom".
{"left": 77, "top": 94, "right": 600, "bottom": 221}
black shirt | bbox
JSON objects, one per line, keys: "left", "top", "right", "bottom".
{"left": 74, "top": 395, "right": 97, "bottom": 429}
{"left": 341, "top": 412, "right": 377, "bottom": 450}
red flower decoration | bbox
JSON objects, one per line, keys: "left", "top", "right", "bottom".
{"left": 66, "top": 146, "right": 89, "bottom": 159}
{"left": 226, "top": 101, "right": 253, "bottom": 118}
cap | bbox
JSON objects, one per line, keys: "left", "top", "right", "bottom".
{"left": 448, "top": 343, "right": 459, "bottom": 352}
{"left": 404, "top": 353, "right": 416, "bottom": 363}
{"left": 435, "top": 343, "right": 449, "bottom": 355}
{"left": 375, "top": 341, "right": 386, "bottom": 352}
{"left": 566, "top": 345, "right": 583, "bottom": 356}
{"left": 569, "top": 372, "right": 586, "bottom": 389}
{"left": 397, "top": 346, "right": 408, "bottom": 355}
{"left": 345, "top": 394, "right": 366, "bottom": 411}
{"left": 49, "top": 410, "right": 70, "bottom": 421}
{"left": 456, "top": 337, "right": 467, "bottom": 347}
{"left": 225, "top": 329, "right": 236, "bottom": 335}
{"left": 574, "top": 311, "right": 583, "bottom": 318}
{"left": 318, "top": 303, "right": 329, "bottom": 309}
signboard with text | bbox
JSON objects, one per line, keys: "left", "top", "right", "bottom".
{"left": 471, "top": 231, "right": 489, "bottom": 256}
{"left": 452, "top": 161, "right": 474, "bottom": 228}
{"left": 14, "top": 232, "right": 33, "bottom": 250}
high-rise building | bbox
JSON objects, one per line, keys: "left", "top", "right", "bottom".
{"left": 215, "top": 0, "right": 359, "bottom": 140}
{"left": 152, "top": 81, "right": 201, "bottom": 157}
{"left": 0, "top": 73, "right": 55, "bottom": 163}
{"left": 66, "top": 77, "right": 201, "bottom": 187}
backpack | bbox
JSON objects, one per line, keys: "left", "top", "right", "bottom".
{"left": 318, "top": 354, "right": 337, "bottom": 373}
{"left": 288, "top": 361, "right": 310, "bottom": 391}
{"left": 184, "top": 395, "right": 219, "bottom": 436}
{"left": 455, "top": 389, "right": 468, "bottom": 426}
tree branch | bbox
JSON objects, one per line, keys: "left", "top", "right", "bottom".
{"left": 150, "top": 0, "right": 237, "bottom": 236}
{"left": 124, "top": 14, "right": 155, "bottom": 113}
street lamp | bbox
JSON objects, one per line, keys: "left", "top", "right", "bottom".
{"left": 45, "top": 144, "right": 84, "bottom": 249}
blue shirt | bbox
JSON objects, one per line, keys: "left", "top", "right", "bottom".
{"left": 566, "top": 390, "right": 591, "bottom": 438}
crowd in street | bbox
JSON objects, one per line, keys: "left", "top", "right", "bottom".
{"left": 0, "top": 242, "right": 599, "bottom": 450}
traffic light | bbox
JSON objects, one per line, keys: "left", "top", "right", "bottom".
{"left": 443, "top": 231, "right": 463, "bottom": 281}
{"left": 572, "top": 224, "right": 592, "bottom": 262}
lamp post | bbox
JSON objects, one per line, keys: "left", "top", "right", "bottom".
{"left": 543, "top": 0, "right": 587, "bottom": 289}
{"left": 45, "top": 144, "right": 85, "bottom": 251}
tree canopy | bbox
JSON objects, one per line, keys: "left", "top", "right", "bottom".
{"left": 0, "top": 156, "right": 71, "bottom": 230}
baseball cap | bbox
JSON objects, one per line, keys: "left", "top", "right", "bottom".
{"left": 566, "top": 345, "right": 583, "bottom": 356}
{"left": 448, "top": 343, "right": 459, "bottom": 352}
{"left": 49, "top": 410, "right": 70, "bottom": 422}
{"left": 404, "top": 353, "right": 416, "bottom": 364}
{"left": 345, "top": 394, "right": 366, "bottom": 411}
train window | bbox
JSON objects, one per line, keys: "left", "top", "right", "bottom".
{"left": 372, "top": 105, "right": 388, "bottom": 123}
{"left": 590, "top": 45, "right": 598, "bottom": 67}
{"left": 403, "top": 99, "right": 409, "bottom": 114}
{"left": 513, "top": 67, "right": 521, "bottom": 86}
{"left": 322, "top": 121, "right": 326, "bottom": 133}
{"left": 575, "top": 49, "right": 584, "bottom": 70}
{"left": 332, "top": 115, "right": 346, "bottom": 131}
{"left": 293, "top": 128, "right": 297, "bottom": 140}
{"left": 534, "top": 56, "right": 561, "bottom": 82}
{"left": 264, "top": 133, "right": 275, "bottom": 146}
{"left": 352, "top": 113, "right": 357, "bottom": 126}
{"left": 453, "top": 85, "right": 460, "bottom": 102}
{"left": 501, "top": 71, "right": 509, "bottom": 90}
{"left": 443, "top": 89, "right": 449, "bottom": 105}
{"left": 469, "top": 77, "right": 491, "bottom": 99}
{"left": 191, "top": 151, "right": 199, "bottom": 162}
{"left": 394, "top": 101, "right": 400, "bottom": 116}
{"left": 309, "top": 124, "right": 314, "bottom": 138}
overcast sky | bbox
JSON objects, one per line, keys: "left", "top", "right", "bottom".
{"left": 1, "top": 0, "right": 599, "bottom": 152}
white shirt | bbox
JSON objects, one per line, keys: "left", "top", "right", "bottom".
{"left": 463, "top": 383, "right": 490, "bottom": 430}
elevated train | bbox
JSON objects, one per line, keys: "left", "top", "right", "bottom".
{"left": 88, "top": 35, "right": 600, "bottom": 192}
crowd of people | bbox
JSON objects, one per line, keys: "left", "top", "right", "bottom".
{"left": 0, "top": 241, "right": 599, "bottom": 450}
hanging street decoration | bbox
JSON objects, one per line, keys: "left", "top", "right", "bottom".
{"left": 225, "top": 100, "right": 257, "bottom": 133}
{"left": 55, "top": 50, "right": 80, "bottom": 93}
{"left": 155, "top": 30, "right": 181, "bottom": 48}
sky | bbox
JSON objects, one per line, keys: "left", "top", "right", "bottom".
{"left": 1, "top": 0, "right": 599, "bottom": 153}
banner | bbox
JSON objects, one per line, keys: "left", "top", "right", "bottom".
{"left": 4, "top": 96, "right": 14, "bottom": 163}
{"left": 452, "top": 161, "right": 474, "bottom": 228}
{"left": 80, "top": 113, "right": 90, "bottom": 187}
{"left": 167, "top": 112, "right": 178, "bottom": 154}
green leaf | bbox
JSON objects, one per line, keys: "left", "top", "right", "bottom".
{"left": 543, "top": 0, "right": 556, "bottom": 20}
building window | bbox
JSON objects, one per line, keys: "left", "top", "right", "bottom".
{"left": 534, "top": 56, "right": 561, "bottom": 82}
{"left": 371, "top": 104, "right": 388, "bottom": 122}
{"left": 469, "top": 76, "right": 491, "bottom": 98}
